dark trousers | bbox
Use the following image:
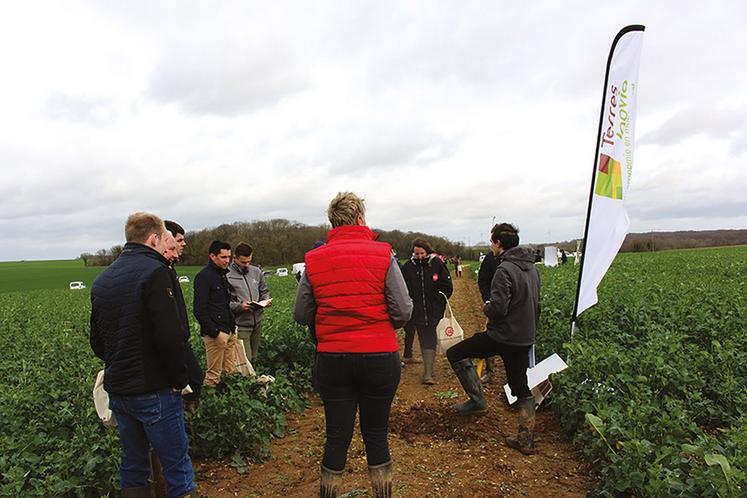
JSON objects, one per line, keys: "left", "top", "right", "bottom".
{"left": 403, "top": 322, "right": 437, "bottom": 357}
{"left": 315, "top": 352, "right": 401, "bottom": 471}
{"left": 184, "top": 342, "right": 203, "bottom": 402}
{"left": 446, "top": 332, "right": 532, "bottom": 399}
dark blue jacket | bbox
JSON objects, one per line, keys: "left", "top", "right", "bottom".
{"left": 90, "top": 243, "right": 188, "bottom": 396}
{"left": 193, "top": 261, "right": 235, "bottom": 337}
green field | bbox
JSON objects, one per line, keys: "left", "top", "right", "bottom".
{"left": 1, "top": 249, "right": 745, "bottom": 496}
{"left": 0, "top": 259, "right": 208, "bottom": 293}
{"left": 0, "top": 267, "right": 312, "bottom": 496}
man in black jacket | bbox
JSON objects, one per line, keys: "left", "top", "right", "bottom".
{"left": 164, "top": 219, "right": 203, "bottom": 411}
{"left": 446, "top": 223, "right": 541, "bottom": 455}
{"left": 90, "top": 212, "right": 196, "bottom": 497}
{"left": 193, "top": 240, "right": 236, "bottom": 388}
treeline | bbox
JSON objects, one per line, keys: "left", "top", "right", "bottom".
{"left": 548, "top": 229, "right": 747, "bottom": 254}
{"left": 81, "top": 219, "right": 480, "bottom": 267}
{"left": 620, "top": 229, "right": 747, "bottom": 252}
{"left": 80, "top": 246, "right": 124, "bottom": 266}
{"left": 178, "top": 219, "right": 480, "bottom": 266}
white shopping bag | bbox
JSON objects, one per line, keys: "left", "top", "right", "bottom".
{"left": 92, "top": 369, "right": 117, "bottom": 428}
{"left": 235, "top": 338, "right": 257, "bottom": 377}
{"left": 436, "top": 292, "right": 464, "bottom": 354}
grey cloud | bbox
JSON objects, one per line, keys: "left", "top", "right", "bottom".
{"left": 323, "top": 123, "right": 459, "bottom": 173}
{"left": 639, "top": 105, "right": 747, "bottom": 148}
{"left": 148, "top": 42, "right": 307, "bottom": 116}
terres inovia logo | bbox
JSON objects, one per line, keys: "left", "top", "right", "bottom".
{"left": 595, "top": 153, "right": 623, "bottom": 200}
{"left": 445, "top": 326, "right": 454, "bottom": 337}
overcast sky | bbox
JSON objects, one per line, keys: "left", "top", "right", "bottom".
{"left": 1, "top": 1, "right": 745, "bottom": 261}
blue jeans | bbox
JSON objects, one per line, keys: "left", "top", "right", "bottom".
{"left": 109, "top": 389, "right": 196, "bottom": 497}
{"left": 315, "top": 352, "right": 401, "bottom": 471}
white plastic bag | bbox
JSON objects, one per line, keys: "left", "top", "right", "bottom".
{"left": 92, "top": 369, "right": 117, "bottom": 428}
{"left": 436, "top": 293, "right": 464, "bottom": 354}
{"left": 235, "top": 338, "right": 257, "bottom": 377}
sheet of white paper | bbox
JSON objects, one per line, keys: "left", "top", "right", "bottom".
{"left": 504, "top": 353, "right": 568, "bottom": 404}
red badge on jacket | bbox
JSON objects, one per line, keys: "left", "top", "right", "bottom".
{"left": 432, "top": 273, "right": 439, "bottom": 281}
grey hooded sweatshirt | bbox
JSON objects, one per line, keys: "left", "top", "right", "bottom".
{"left": 483, "top": 246, "right": 541, "bottom": 346}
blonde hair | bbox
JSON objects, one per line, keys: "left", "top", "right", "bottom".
{"left": 125, "top": 212, "right": 165, "bottom": 244}
{"left": 327, "top": 192, "right": 365, "bottom": 228}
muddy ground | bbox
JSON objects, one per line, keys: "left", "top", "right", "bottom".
{"left": 195, "top": 270, "right": 595, "bottom": 497}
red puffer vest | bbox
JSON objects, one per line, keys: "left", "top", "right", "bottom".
{"left": 304, "top": 225, "right": 398, "bottom": 353}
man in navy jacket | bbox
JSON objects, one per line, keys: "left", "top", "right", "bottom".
{"left": 90, "top": 212, "right": 196, "bottom": 497}
{"left": 193, "top": 240, "right": 236, "bottom": 388}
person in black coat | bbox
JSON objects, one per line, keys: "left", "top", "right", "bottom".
{"left": 90, "top": 213, "right": 196, "bottom": 496}
{"left": 193, "top": 240, "right": 237, "bottom": 388}
{"left": 401, "top": 238, "right": 453, "bottom": 384}
{"left": 164, "top": 219, "right": 203, "bottom": 411}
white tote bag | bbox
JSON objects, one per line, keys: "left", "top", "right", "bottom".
{"left": 92, "top": 369, "right": 117, "bottom": 428}
{"left": 436, "top": 292, "right": 464, "bottom": 354}
{"left": 235, "top": 338, "right": 257, "bottom": 377}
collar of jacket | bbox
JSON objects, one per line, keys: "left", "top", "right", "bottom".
{"left": 122, "top": 242, "right": 171, "bottom": 266}
{"left": 229, "top": 261, "right": 248, "bottom": 274}
{"left": 327, "top": 225, "right": 378, "bottom": 243}
{"left": 207, "top": 260, "right": 229, "bottom": 275}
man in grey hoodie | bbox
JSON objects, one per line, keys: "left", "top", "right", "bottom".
{"left": 227, "top": 242, "right": 271, "bottom": 362}
{"left": 446, "top": 223, "right": 541, "bottom": 455}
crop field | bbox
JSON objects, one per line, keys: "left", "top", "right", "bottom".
{"left": 0, "top": 267, "right": 313, "bottom": 496}
{"left": 0, "top": 247, "right": 745, "bottom": 496}
{"left": 537, "top": 246, "right": 746, "bottom": 496}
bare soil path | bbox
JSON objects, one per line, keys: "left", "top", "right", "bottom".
{"left": 195, "top": 271, "right": 595, "bottom": 497}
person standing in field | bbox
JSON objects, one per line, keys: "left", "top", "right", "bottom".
{"left": 90, "top": 212, "right": 197, "bottom": 497}
{"left": 294, "top": 192, "right": 412, "bottom": 498}
{"left": 227, "top": 242, "right": 272, "bottom": 362}
{"left": 400, "top": 237, "right": 453, "bottom": 385}
{"left": 446, "top": 223, "right": 541, "bottom": 455}
{"left": 193, "top": 240, "right": 237, "bottom": 390}
{"left": 164, "top": 220, "right": 203, "bottom": 411}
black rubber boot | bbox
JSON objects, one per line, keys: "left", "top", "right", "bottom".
{"left": 506, "top": 396, "right": 536, "bottom": 454}
{"left": 480, "top": 357, "right": 494, "bottom": 384}
{"left": 421, "top": 349, "right": 436, "bottom": 385}
{"left": 368, "top": 460, "right": 392, "bottom": 498}
{"left": 320, "top": 464, "right": 343, "bottom": 498}
{"left": 450, "top": 359, "right": 487, "bottom": 415}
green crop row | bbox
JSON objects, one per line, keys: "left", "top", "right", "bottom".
{"left": 537, "top": 246, "right": 747, "bottom": 497}
{"left": 0, "top": 273, "right": 314, "bottom": 496}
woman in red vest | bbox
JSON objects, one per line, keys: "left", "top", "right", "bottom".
{"left": 400, "top": 238, "right": 453, "bottom": 384}
{"left": 294, "top": 192, "right": 413, "bottom": 498}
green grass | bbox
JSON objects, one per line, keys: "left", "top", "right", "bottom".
{"left": 0, "top": 259, "right": 205, "bottom": 293}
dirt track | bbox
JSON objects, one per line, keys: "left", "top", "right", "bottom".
{"left": 195, "top": 271, "right": 595, "bottom": 497}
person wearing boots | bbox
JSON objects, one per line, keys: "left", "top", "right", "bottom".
{"left": 446, "top": 223, "right": 541, "bottom": 455}
{"left": 401, "top": 238, "right": 453, "bottom": 385}
{"left": 294, "top": 192, "right": 413, "bottom": 498}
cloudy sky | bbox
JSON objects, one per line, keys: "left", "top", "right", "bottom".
{"left": 1, "top": 1, "right": 745, "bottom": 261}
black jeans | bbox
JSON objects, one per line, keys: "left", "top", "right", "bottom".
{"left": 403, "top": 322, "right": 437, "bottom": 356}
{"left": 315, "top": 352, "right": 401, "bottom": 471}
{"left": 446, "top": 332, "right": 532, "bottom": 399}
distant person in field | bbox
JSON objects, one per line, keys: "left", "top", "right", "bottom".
{"left": 560, "top": 249, "right": 568, "bottom": 264}
{"left": 227, "top": 242, "right": 272, "bottom": 362}
{"left": 294, "top": 191, "right": 412, "bottom": 498}
{"left": 164, "top": 219, "right": 204, "bottom": 411}
{"left": 90, "top": 212, "right": 197, "bottom": 496}
{"left": 401, "top": 237, "right": 453, "bottom": 385}
{"left": 454, "top": 254, "right": 462, "bottom": 277}
{"left": 193, "top": 240, "right": 237, "bottom": 390}
{"left": 446, "top": 223, "right": 541, "bottom": 455}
